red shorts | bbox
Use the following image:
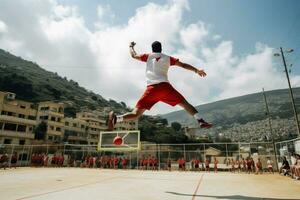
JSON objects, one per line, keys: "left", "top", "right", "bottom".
{"left": 136, "top": 82, "right": 185, "bottom": 110}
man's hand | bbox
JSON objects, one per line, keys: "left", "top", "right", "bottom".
{"left": 129, "top": 41, "right": 136, "bottom": 48}
{"left": 175, "top": 60, "right": 208, "bottom": 78}
{"left": 196, "top": 69, "right": 207, "bottom": 77}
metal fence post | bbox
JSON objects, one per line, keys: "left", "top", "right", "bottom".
{"left": 8, "top": 144, "right": 15, "bottom": 168}
{"left": 137, "top": 150, "right": 139, "bottom": 170}
{"left": 20, "top": 145, "right": 25, "bottom": 167}
{"left": 183, "top": 144, "right": 186, "bottom": 160}
{"left": 158, "top": 144, "right": 161, "bottom": 170}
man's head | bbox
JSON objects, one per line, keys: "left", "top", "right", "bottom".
{"left": 152, "top": 41, "right": 162, "bottom": 53}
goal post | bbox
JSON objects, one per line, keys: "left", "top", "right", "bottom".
{"left": 98, "top": 130, "right": 141, "bottom": 152}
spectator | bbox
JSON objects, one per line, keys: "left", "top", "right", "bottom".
{"left": 266, "top": 158, "right": 274, "bottom": 174}
{"left": 194, "top": 158, "right": 200, "bottom": 171}
{"left": 291, "top": 154, "right": 300, "bottom": 180}
{"left": 0, "top": 153, "right": 9, "bottom": 170}
{"left": 279, "top": 156, "right": 290, "bottom": 176}
{"left": 10, "top": 153, "right": 18, "bottom": 169}
{"left": 255, "top": 158, "right": 263, "bottom": 174}
{"left": 205, "top": 158, "right": 210, "bottom": 172}
{"left": 214, "top": 157, "right": 218, "bottom": 173}
{"left": 167, "top": 158, "right": 171, "bottom": 171}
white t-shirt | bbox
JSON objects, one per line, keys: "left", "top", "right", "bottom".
{"left": 140, "top": 53, "right": 178, "bottom": 85}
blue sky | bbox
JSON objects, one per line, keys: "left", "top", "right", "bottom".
{"left": 1, "top": 0, "right": 300, "bottom": 115}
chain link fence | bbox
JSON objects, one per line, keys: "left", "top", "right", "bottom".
{"left": 275, "top": 137, "right": 300, "bottom": 167}
{"left": 0, "top": 141, "right": 279, "bottom": 171}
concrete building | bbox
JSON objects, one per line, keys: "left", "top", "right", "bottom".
{"left": 37, "top": 101, "right": 64, "bottom": 143}
{"left": 76, "top": 111, "right": 108, "bottom": 145}
{"left": 0, "top": 91, "right": 37, "bottom": 145}
{"left": 64, "top": 117, "right": 88, "bottom": 145}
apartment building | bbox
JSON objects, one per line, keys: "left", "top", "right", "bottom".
{"left": 64, "top": 117, "right": 88, "bottom": 144}
{"left": 76, "top": 111, "right": 107, "bottom": 145}
{"left": 37, "top": 101, "right": 64, "bottom": 143}
{"left": 0, "top": 91, "right": 37, "bottom": 145}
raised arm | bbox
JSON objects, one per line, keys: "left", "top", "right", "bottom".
{"left": 129, "top": 41, "right": 146, "bottom": 61}
{"left": 174, "top": 60, "right": 207, "bottom": 77}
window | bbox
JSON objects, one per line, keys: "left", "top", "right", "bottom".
{"left": 56, "top": 127, "right": 61, "bottom": 131}
{"left": 20, "top": 105, "right": 26, "bottom": 109}
{"left": 57, "top": 118, "right": 61, "bottom": 122}
{"left": 28, "top": 116, "right": 36, "bottom": 120}
{"left": 1, "top": 111, "right": 7, "bottom": 115}
{"left": 28, "top": 126, "right": 33, "bottom": 131}
{"left": 4, "top": 123, "right": 17, "bottom": 131}
{"left": 65, "top": 122, "right": 69, "bottom": 126}
{"left": 17, "top": 125, "right": 27, "bottom": 132}
{"left": 73, "top": 123, "right": 77, "bottom": 127}
{"left": 19, "top": 140, "right": 25, "bottom": 145}
{"left": 0, "top": 122, "right": 3, "bottom": 129}
{"left": 48, "top": 136, "right": 53, "bottom": 140}
{"left": 39, "top": 116, "right": 48, "bottom": 120}
{"left": 7, "top": 112, "right": 13, "bottom": 116}
{"left": 18, "top": 114, "right": 25, "bottom": 118}
{"left": 81, "top": 125, "right": 85, "bottom": 129}
{"left": 4, "top": 139, "right": 12, "bottom": 144}
{"left": 51, "top": 116, "right": 56, "bottom": 121}
{"left": 50, "top": 126, "right": 54, "bottom": 130}
{"left": 40, "top": 106, "right": 49, "bottom": 111}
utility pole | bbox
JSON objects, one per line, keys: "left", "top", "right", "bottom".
{"left": 279, "top": 47, "right": 300, "bottom": 136}
{"left": 262, "top": 88, "right": 274, "bottom": 141}
{"left": 262, "top": 88, "right": 278, "bottom": 170}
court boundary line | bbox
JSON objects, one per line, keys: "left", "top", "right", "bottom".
{"left": 192, "top": 173, "right": 204, "bottom": 200}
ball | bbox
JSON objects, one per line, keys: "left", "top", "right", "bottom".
{"left": 113, "top": 136, "right": 123, "bottom": 146}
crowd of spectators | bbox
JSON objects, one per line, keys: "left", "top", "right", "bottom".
{"left": 1, "top": 152, "right": 299, "bottom": 181}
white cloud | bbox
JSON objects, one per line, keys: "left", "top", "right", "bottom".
{"left": 0, "top": 20, "right": 7, "bottom": 33}
{"left": 0, "top": 0, "right": 299, "bottom": 116}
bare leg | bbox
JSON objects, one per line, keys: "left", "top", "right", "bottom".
{"left": 121, "top": 108, "right": 146, "bottom": 122}
{"left": 178, "top": 99, "right": 198, "bottom": 116}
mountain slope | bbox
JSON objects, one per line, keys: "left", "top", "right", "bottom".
{"left": 0, "top": 49, "right": 127, "bottom": 116}
{"left": 162, "top": 88, "right": 300, "bottom": 126}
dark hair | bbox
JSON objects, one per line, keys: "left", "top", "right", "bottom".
{"left": 152, "top": 41, "right": 162, "bottom": 53}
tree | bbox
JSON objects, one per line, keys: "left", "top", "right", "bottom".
{"left": 171, "top": 122, "right": 182, "bottom": 131}
{"left": 34, "top": 121, "right": 47, "bottom": 140}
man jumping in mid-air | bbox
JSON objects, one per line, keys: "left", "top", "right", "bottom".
{"left": 107, "top": 41, "right": 212, "bottom": 130}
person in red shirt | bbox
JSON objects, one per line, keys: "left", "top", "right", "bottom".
{"left": 143, "top": 157, "right": 149, "bottom": 170}
{"left": 107, "top": 41, "right": 213, "bottom": 132}
{"left": 194, "top": 159, "right": 200, "bottom": 171}
{"left": 178, "top": 158, "right": 182, "bottom": 171}
{"left": 149, "top": 156, "right": 153, "bottom": 170}
{"left": 182, "top": 158, "right": 186, "bottom": 171}
{"left": 122, "top": 157, "right": 127, "bottom": 169}
{"left": 113, "top": 156, "right": 119, "bottom": 169}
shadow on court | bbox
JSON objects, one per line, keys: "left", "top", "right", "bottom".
{"left": 165, "top": 191, "right": 300, "bottom": 200}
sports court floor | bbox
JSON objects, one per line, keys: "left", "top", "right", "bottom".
{"left": 1, "top": 168, "right": 299, "bottom": 200}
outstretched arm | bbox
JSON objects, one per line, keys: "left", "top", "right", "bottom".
{"left": 129, "top": 41, "right": 146, "bottom": 61}
{"left": 174, "top": 60, "right": 207, "bottom": 77}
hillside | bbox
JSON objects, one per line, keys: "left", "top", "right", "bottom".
{"left": 162, "top": 88, "right": 300, "bottom": 141}
{"left": 0, "top": 49, "right": 127, "bottom": 116}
